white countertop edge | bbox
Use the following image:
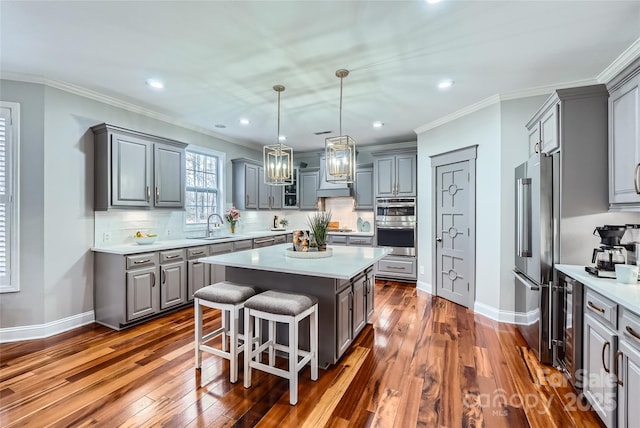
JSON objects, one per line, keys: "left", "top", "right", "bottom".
{"left": 555, "top": 264, "right": 640, "bottom": 316}
{"left": 327, "top": 231, "right": 374, "bottom": 237}
{"left": 199, "top": 244, "right": 390, "bottom": 280}
{"left": 91, "top": 230, "right": 292, "bottom": 255}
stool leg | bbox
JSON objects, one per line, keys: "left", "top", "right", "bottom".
{"left": 289, "top": 317, "right": 298, "bottom": 405}
{"left": 310, "top": 306, "right": 318, "bottom": 381}
{"left": 255, "top": 317, "right": 262, "bottom": 363}
{"left": 194, "top": 298, "right": 203, "bottom": 369}
{"left": 229, "top": 305, "right": 239, "bottom": 383}
{"left": 243, "top": 308, "right": 253, "bottom": 389}
{"left": 268, "top": 320, "right": 275, "bottom": 366}
{"left": 221, "top": 308, "right": 228, "bottom": 352}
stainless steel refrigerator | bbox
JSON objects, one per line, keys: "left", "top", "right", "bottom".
{"left": 514, "top": 152, "right": 555, "bottom": 364}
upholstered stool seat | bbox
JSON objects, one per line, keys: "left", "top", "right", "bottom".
{"left": 194, "top": 281, "right": 258, "bottom": 383}
{"left": 243, "top": 290, "right": 319, "bottom": 405}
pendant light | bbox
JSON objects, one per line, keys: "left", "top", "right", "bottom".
{"left": 325, "top": 69, "right": 356, "bottom": 184}
{"left": 263, "top": 84, "right": 293, "bottom": 185}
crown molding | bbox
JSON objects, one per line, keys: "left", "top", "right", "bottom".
{"left": 414, "top": 94, "right": 500, "bottom": 134}
{"left": 0, "top": 72, "right": 259, "bottom": 151}
{"left": 598, "top": 37, "right": 640, "bottom": 84}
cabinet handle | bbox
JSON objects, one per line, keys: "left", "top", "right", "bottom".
{"left": 387, "top": 266, "right": 406, "bottom": 271}
{"left": 134, "top": 259, "right": 151, "bottom": 264}
{"left": 161, "top": 270, "right": 166, "bottom": 285}
{"left": 192, "top": 261, "right": 201, "bottom": 266}
{"left": 587, "top": 300, "right": 605, "bottom": 314}
{"left": 165, "top": 254, "right": 180, "bottom": 259}
{"left": 246, "top": 194, "right": 249, "bottom": 206}
{"left": 626, "top": 325, "right": 640, "bottom": 341}
{"left": 614, "top": 350, "right": 624, "bottom": 386}
{"left": 602, "top": 341, "right": 610, "bottom": 373}
{"left": 535, "top": 141, "right": 540, "bottom": 154}
{"left": 634, "top": 163, "right": 640, "bottom": 195}
{"left": 146, "top": 186, "right": 151, "bottom": 202}
{"left": 151, "top": 272, "right": 156, "bottom": 288}
{"left": 156, "top": 186, "right": 160, "bottom": 201}
{"left": 192, "top": 251, "right": 205, "bottom": 256}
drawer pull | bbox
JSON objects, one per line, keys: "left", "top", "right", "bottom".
{"left": 587, "top": 300, "right": 605, "bottom": 314}
{"left": 387, "top": 266, "right": 407, "bottom": 271}
{"left": 133, "top": 259, "right": 151, "bottom": 264}
{"left": 191, "top": 251, "right": 205, "bottom": 256}
{"left": 602, "top": 341, "right": 610, "bottom": 373}
{"left": 165, "top": 254, "right": 180, "bottom": 259}
{"left": 350, "top": 240, "right": 369, "bottom": 244}
{"left": 626, "top": 325, "right": 640, "bottom": 341}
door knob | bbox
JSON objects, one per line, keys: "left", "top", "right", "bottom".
{"left": 436, "top": 237, "right": 442, "bottom": 242}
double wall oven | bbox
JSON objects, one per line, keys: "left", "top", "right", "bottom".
{"left": 375, "top": 197, "right": 416, "bottom": 256}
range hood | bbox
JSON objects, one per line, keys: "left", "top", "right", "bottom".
{"left": 317, "top": 156, "right": 352, "bottom": 198}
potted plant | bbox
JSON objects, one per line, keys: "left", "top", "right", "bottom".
{"left": 279, "top": 217, "right": 289, "bottom": 229}
{"left": 225, "top": 206, "right": 241, "bottom": 233}
{"left": 306, "top": 210, "right": 332, "bottom": 251}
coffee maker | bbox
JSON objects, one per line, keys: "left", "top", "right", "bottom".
{"left": 586, "top": 225, "right": 627, "bottom": 278}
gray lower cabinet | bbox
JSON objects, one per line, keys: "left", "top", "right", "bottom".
{"left": 92, "top": 123, "right": 187, "bottom": 210}
{"left": 352, "top": 273, "right": 366, "bottom": 336}
{"left": 159, "top": 249, "right": 186, "bottom": 309}
{"left": 187, "top": 246, "right": 209, "bottom": 300}
{"left": 126, "top": 263, "right": 159, "bottom": 321}
{"left": 328, "top": 234, "right": 373, "bottom": 247}
{"left": 299, "top": 169, "right": 319, "bottom": 210}
{"left": 618, "top": 339, "right": 640, "bottom": 428}
{"left": 377, "top": 255, "right": 417, "bottom": 280}
{"left": 336, "top": 268, "right": 374, "bottom": 359}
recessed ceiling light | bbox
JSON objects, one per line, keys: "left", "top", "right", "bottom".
{"left": 438, "top": 79, "right": 454, "bottom": 90}
{"left": 239, "top": 118, "right": 250, "bottom": 126}
{"left": 214, "top": 124, "right": 226, "bottom": 129}
{"left": 373, "top": 121, "right": 384, "bottom": 128}
{"left": 278, "top": 135, "right": 286, "bottom": 141}
{"left": 145, "top": 79, "right": 164, "bottom": 90}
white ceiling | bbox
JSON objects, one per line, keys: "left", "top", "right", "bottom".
{"left": 1, "top": 1, "right": 639, "bottom": 151}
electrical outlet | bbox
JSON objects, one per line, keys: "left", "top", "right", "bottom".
{"left": 419, "top": 265, "right": 425, "bottom": 275}
{"left": 103, "top": 232, "right": 111, "bottom": 242}
{"left": 166, "top": 229, "right": 171, "bottom": 236}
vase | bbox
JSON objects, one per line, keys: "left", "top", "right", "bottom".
{"left": 318, "top": 243, "right": 327, "bottom": 252}
{"left": 230, "top": 223, "right": 236, "bottom": 234}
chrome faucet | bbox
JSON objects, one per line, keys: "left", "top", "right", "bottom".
{"left": 206, "top": 213, "right": 224, "bottom": 237}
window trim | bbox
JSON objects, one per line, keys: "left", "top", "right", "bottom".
{"left": 0, "top": 101, "right": 20, "bottom": 293}
{"left": 184, "top": 146, "right": 225, "bottom": 231}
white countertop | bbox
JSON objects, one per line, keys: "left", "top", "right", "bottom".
{"left": 91, "top": 230, "right": 290, "bottom": 255}
{"left": 555, "top": 264, "right": 640, "bottom": 315}
{"left": 199, "top": 243, "right": 389, "bottom": 280}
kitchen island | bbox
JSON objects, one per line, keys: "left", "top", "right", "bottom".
{"left": 199, "top": 243, "right": 389, "bottom": 367}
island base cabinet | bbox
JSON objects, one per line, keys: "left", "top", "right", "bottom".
{"left": 126, "top": 267, "right": 160, "bottom": 321}
{"left": 618, "top": 340, "right": 640, "bottom": 428}
{"left": 352, "top": 274, "right": 366, "bottom": 336}
{"left": 583, "top": 313, "right": 618, "bottom": 428}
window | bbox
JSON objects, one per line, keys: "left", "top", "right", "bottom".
{"left": 185, "top": 148, "right": 224, "bottom": 226}
{"left": 0, "top": 102, "right": 20, "bottom": 293}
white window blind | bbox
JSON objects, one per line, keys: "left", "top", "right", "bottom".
{"left": 0, "top": 103, "right": 19, "bottom": 292}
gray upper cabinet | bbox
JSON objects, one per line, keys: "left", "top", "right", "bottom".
{"left": 154, "top": 143, "right": 186, "bottom": 207}
{"left": 373, "top": 151, "right": 417, "bottom": 197}
{"left": 299, "top": 169, "right": 319, "bottom": 210}
{"left": 92, "top": 123, "right": 187, "bottom": 210}
{"left": 232, "top": 159, "right": 282, "bottom": 210}
{"left": 354, "top": 164, "right": 373, "bottom": 210}
{"left": 607, "top": 58, "right": 640, "bottom": 210}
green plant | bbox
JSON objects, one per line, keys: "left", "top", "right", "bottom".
{"left": 279, "top": 217, "right": 289, "bottom": 228}
{"left": 306, "top": 210, "right": 332, "bottom": 246}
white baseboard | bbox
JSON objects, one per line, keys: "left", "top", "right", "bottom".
{"left": 416, "top": 280, "right": 432, "bottom": 294}
{"left": 473, "top": 302, "right": 538, "bottom": 325}
{"left": 0, "top": 311, "right": 95, "bottom": 343}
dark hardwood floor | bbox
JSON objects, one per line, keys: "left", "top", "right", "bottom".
{"left": 0, "top": 280, "right": 604, "bottom": 427}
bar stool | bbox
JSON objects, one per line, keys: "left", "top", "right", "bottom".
{"left": 194, "top": 281, "right": 258, "bottom": 383}
{"left": 243, "top": 290, "right": 319, "bottom": 405}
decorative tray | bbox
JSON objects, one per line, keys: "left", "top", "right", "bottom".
{"left": 285, "top": 247, "right": 333, "bottom": 259}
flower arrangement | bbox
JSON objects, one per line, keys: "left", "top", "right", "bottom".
{"left": 225, "top": 206, "right": 241, "bottom": 232}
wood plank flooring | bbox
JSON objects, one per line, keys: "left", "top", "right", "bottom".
{"left": 0, "top": 280, "right": 605, "bottom": 427}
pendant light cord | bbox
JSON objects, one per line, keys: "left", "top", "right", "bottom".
{"left": 339, "top": 76, "right": 343, "bottom": 137}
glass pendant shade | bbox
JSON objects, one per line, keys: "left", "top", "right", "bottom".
{"left": 325, "top": 135, "right": 355, "bottom": 183}
{"left": 264, "top": 84, "right": 293, "bottom": 185}
{"left": 325, "top": 69, "right": 356, "bottom": 184}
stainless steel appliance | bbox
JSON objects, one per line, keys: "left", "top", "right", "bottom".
{"left": 622, "top": 224, "right": 640, "bottom": 266}
{"left": 375, "top": 197, "right": 416, "bottom": 257}
{"left": 554, "top": 272, "right": 584, "bottom": 389}
{"left": 514, "top": 153, "right": 554, "bottom": 364}
{"left": 585, "top": 225, "right": 627, "bottom": 278}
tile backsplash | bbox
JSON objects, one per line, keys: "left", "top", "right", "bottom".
{"left": 94, "top": 197, "right": 374, "bottom": 246}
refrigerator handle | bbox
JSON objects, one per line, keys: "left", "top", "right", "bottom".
{"left": 516, "top": 178, "right": 532, "bottom": 257}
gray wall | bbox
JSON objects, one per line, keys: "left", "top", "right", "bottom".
{"left": 0, "top": 79, "right": 261, "bottom": 328}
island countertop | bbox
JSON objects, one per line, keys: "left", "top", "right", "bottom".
{"left": 199, "top": 243, "right": 389, "bottom": 280}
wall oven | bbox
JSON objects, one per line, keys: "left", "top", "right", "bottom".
{"left": 375, "top": 197, "right": 416, "bottom": 257}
